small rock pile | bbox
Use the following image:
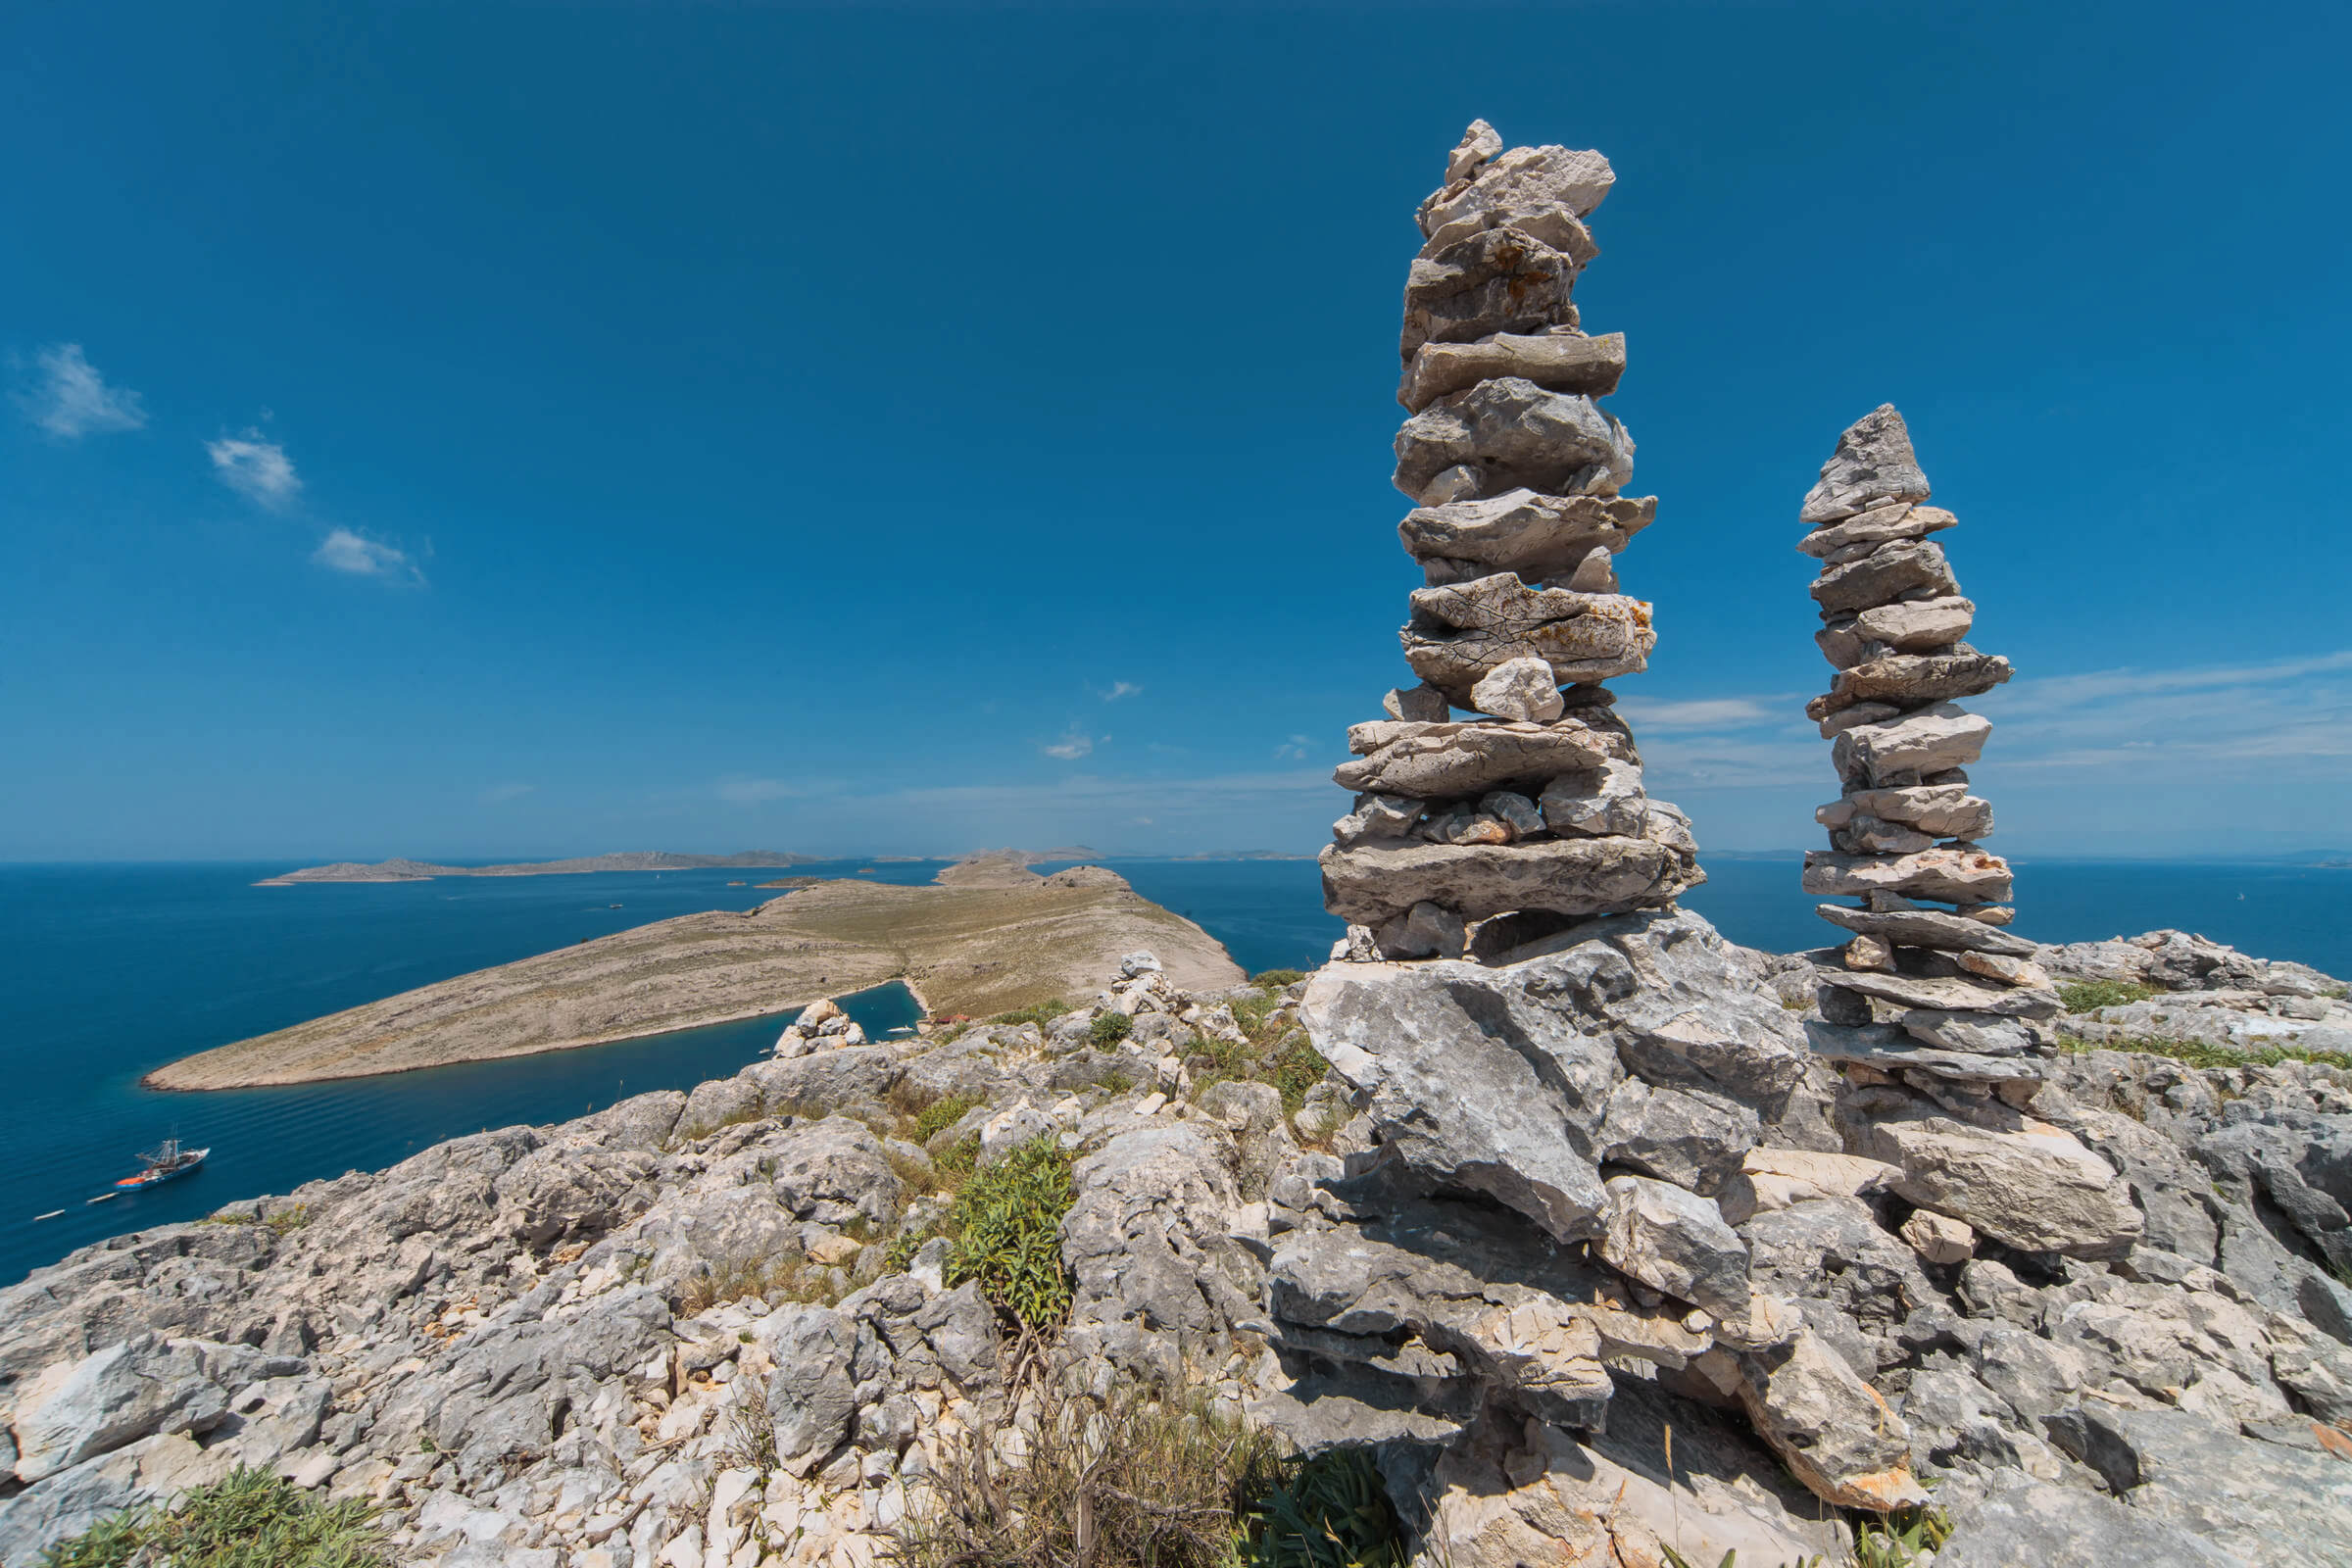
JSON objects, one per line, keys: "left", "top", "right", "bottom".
{"left": 771, "top": 999, "right": 865, "bottom": 1057}
{"left": 1320, "top": 121, "right": 1700, "bottom": 962}
{"left": 1795, "top": 407, "right": 2059, "bottom": 1106}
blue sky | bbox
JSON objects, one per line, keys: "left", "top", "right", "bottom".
{"left": 5, "top": 2, "right": 2348, "bottom": 861}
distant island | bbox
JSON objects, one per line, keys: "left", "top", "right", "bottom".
{"left": 149, "top": 860, "right": 1242, "bottom": 1089}
{"left": 1169, "top": 850, "right": 1316, "bottom": 860}
{"left": 254, "top": 851, "right": 822, "bottom": 886}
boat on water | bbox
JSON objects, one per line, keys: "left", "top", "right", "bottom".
{"left": 115, "top": 1138, "right": 208, "bottom": 1190}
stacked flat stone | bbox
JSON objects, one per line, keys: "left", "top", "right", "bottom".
{"left": 1320, "top": 122, "right": 1702, "bottom": 961}
{"left": 1797, "top": 407, "right": 2062, "bottom": 1097}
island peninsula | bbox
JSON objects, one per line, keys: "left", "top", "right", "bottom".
{"left": 150, "top": 858, "right": 1241, "bottom": 1089}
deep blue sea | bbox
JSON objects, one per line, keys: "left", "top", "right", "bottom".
{"left": 3, "top": 855, "right": 2346, "bottom": 1285}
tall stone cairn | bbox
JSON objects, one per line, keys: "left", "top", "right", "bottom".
{"left": 1796, "top": 407, "right": 2065, "bottom": 1090}
{"left": 1321, "top": 121, "right": 1702, "bottom": 962}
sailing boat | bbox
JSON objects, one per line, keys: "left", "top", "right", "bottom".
{"left": 115, "top": 1138, "right": 208, "bottom": 1190}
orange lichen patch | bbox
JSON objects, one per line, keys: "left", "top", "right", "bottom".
{"left": 1835, "top": 1463, "right": 1933, "bottom": 1512}
{"left": 2314, "top": 1422, "right": 2352, "bottom": 1461}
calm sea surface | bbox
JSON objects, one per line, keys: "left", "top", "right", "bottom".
{"left": 3, "top": 855, "right": 2345, "bottom": 1284}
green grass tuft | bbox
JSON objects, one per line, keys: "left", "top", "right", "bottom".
{"left": 2057, "top": 1034, "right": 2352, "bottom": 1072}
{"left": 990, "top": 999, "right": 1074, "bottom": 1029}
{"left": 2057, "top": 980, "right": 2162, "bottom": 1013}
{"left": 39, "top": 1466, "right": 389, "bottom": 1568}
{"left": 1090, "top": 1010, "right": 1134, "bottom": 1047}
{"left": 1250, "top": 969, "right": 1307, "bottom": 989}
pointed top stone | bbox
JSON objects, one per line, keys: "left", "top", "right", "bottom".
{"left": 1445, "top": 120, "right": 1504, "bottom": 184}
{"left": 1800, "top": 404, "right": 1932, "bottom": 526}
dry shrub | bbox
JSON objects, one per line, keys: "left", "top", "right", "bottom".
{"left": 894, "top": 1380, "right": 1283, "bottom": 1568}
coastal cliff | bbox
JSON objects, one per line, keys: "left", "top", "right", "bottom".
{"left": 146, "top": 864, "right": 1242, "bottom": 1090}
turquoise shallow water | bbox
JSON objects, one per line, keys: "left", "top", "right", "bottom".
{"left": 3, "top": 854, "right": 2345, "bottom": 1285}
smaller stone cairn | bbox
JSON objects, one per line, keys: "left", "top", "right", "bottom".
{"left": 1321, "top": 121, "right": 1701, "bottom": 962}
{"left": 1795, "top": 407, "right": 2061, "bottom": 1103}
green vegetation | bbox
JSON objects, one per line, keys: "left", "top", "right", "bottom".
{"left": 1090, "top": 1010, "right": 1134, "bottom": 1047}
{"left": 909, "top": 1090, "right": 986, "bottom": 1146}
{"left": 991, "top": 999, "right": 1074, "bottom": 1029}
{"left": 2057, "top": 979, "right": 2162, "bottom": 1013}
{"left": 1850, "top": 1505, "right": 1952, "bottom": 1568}
{"left": 890, "top": 1135, "right": 1078, "bottom": 1334}
{"left": 1235, "top": 1448, "right": 1406, "bottom": 1568}
{"left": 39, "top": 1466, "right": 388, "bottom": 1568}
{"left": 894, "top": 1379, "right": 1404, "bottom": 1568}
{"left": 1184, "top": 978, "right": 1336, "bottom": 1123}
{"left": 2057, "top": 1034, "right": 2352, "bottom": 1072}
{"left": 1250, "top": 969, "right": 1307, "bottom": 989}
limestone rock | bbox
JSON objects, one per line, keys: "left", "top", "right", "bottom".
{"left": 10, "top": 1337, "right": 227, "bottom": 1485}
{"left": 1399, "top": 226, "right": 1590, "bottom": 362}
{"left": 1842, "top": 1089, "right": 2144, "bottom": 1257}
{"left": 1469, "top": 656, "right": 1565, "bottom": 721}
{"left": 1800, "top": 405, "right": 1932, "bottom": 525}
{"left": 1810, "top": 540, "right": 1958, "bottom": 613}
{"left": 1398, "top": 488, "right": 1652, "bottom": 583}
{"left": 1335, "top": 717, "right": 1617, "bottom": 800}
{"left": 1900, "top": 1208, "right": 1977, "bottom": 1265}
{"left": 1398, "top": 330, "right": 1626, "bottom": 412}
{"left": 1374, "top": 900, "right": 1468, "bottom": 960}
{"left": 1443, "top": 119, "right": 1503, "bottom": 184}
{"left": 1319, "top": 835, "right": 1696, "bottom": 926}
{"left": 1812, "top": 647, "right": 2014, "bottom": 717}
{"left": 753, "top": 1306, "right": 858, "bottom": 1474}
{"left": 1823, "top": 964, "right": 2058, "bottom": 1019}
{"left": 1402, "top": 576, "right": 1654, "bottom": 702}
{"left": 1418, "top": 143, "right": 1615, "bottom": 238}
{"left": 1832, "top": 703, "right": 1993, "bottom": 785}
{"left": 1936, "top": 1477, "right": 2248, "bottom": 1568}
{"left": 1381, "top": 682, "right": 1450, "bottom": 721}
{"left": 1802, "top": 847, "right": 2015, "bottom": 906}
{"left": 1539, "top": 757, "right": 1648, "bottom": 838}
{"left": 1728, "top": 1329, "right": 1928, "bottom": 1510}
{"left": 1330, "top": 792, "right": 1419, "bottom": 848}
{"left": 1394, "top": 378, "right": 1635, "bottom": 502}
{"left": 1597, "top": 1174, "right": 1750, "bottom": 1316}
{"left": 1857, "top": 594, "right": 1975, "bottom": 650}
{"left": 1817, "top": 783, "right": 1995, "bottom": 842}
{"left": 1795, "top": 502, "right": 1957, "bottom": 559}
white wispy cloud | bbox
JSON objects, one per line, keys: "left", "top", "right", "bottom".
{"left": 1099, "top": 681, "right": 1142, "bottom": 702}
{"left": 1273, "top": 733, "right": 1314, "bottom": 760}
{"left": 891, "top": 767, "right": 1331, "bottom": 811}
{"left": 17, "top": 344, "right": 148, "bottom": 438}
{"left": 1043, "top": 726, "right": 1096, "bottom": 760}
{"left": 479, "top": 782, "right": 536, "bottom": 805}
{"left": 313, "top": 527, "right": 423, "bottom": 583}
{"left": 207, "top": 432, "right": 302, "bottom": 508}
{"left": 1615, "top": 696, "right": 1788, "bottom": 730}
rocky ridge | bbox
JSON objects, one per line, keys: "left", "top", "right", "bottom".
{"left": 1319, "top": 120, "right": 1701, "bottom": 960}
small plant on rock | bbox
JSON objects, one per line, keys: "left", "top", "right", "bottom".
{"left": 2056, "top": 979, "right": 2162, "bottom": 1013}
{"left": 38, "top": 1465, "right": 389, "bottom": 1568}
{"left": 1090, "top": 1010, "right": 1134, "bottom": 1047}
{"left": 940, "top": 1135, "right": 1077, "bottom": 1333}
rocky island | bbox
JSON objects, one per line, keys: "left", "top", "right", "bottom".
{"left": 255, "top": 852, "right": 826, "bottom": 886}
{"left": 148, "top": 860, "right": 1241, "bottom": 1090}
{"left": 6, "top": 123, "right": 2351, "bottom": 1568}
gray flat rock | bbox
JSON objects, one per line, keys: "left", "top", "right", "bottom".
{"left": 1800, "top": 404, "right": 1933, "bottom": 525}
{"left": 1399, "top": 329, "right": 1625, "bottom": 412}
{"left": 1402, "top": 575, "right": 1655, "bottom": 703}
{"left": 1394, "top": 377, "right": 1635, "bottom": 501}
{"left": 1319, "top": 834, "right": 1697, "bottom": 926}
{"left": 1398, "top": 487, "right": 1652, "bottom": 581}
